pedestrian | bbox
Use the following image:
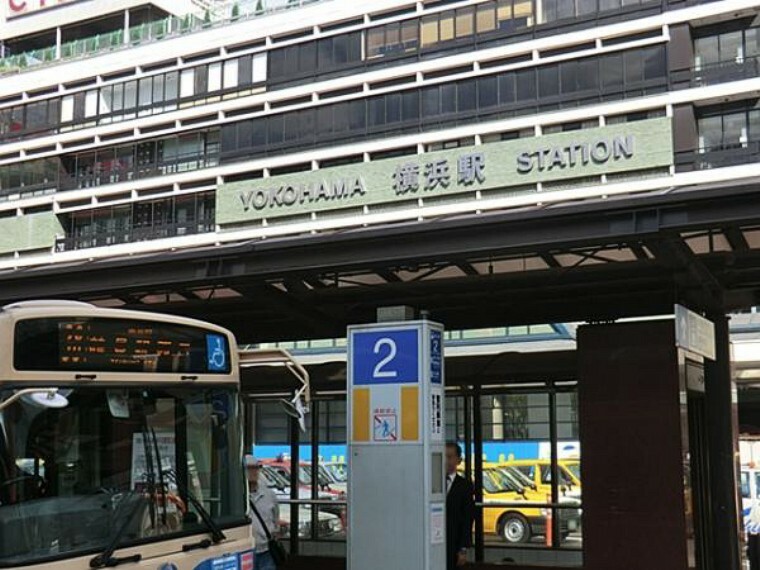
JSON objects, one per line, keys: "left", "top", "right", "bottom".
{"left": 246, "top": 455, "right": 280, "bottom": 570}
{"left": 446, "top": 442, "right": 475, "bottom": 570}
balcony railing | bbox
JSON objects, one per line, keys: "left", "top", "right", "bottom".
{"left": 675, "top": 140, "right": 760, "bottom": 171}
{"left": 55, "top": 218, "right": 215, "bottom": 252}
{"left": 671, "top": 56, "right": 760, "bottom": 89}
{"left": 1, "top": 149, "right": 219, "bottom": 202}
{"left": 0, "top": 0, "right": 328, "bottom": 77}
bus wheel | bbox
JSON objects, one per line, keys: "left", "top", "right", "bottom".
{"left": 499, "top": 513, "right": 531, "bottom": 544}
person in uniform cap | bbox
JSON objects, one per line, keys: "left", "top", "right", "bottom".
{"left": 246, "top": 455, "right": 279, "bottom": 570}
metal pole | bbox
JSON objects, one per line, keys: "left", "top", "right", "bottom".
{"left": 473, "top": 386, "right": 484, "bottom": 563}
{"left": 464, "top": 392, "right": 472, "bottom": 483}
{"left": 310, "top": 399, "right": 320, "bottom": 541}
{"left": 289, "top": 414, "right": 300, "bottom": 556}
{"left": 549, "top": 387, "right": 560, "bottom": 548}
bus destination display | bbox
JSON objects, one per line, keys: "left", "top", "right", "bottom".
{"left": 14, "top": 317, "right": 230, "bottom": 374}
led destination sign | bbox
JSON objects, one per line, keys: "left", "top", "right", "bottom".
{"left": 216, "top": 118, "right": 674, "bottom": 225}
{"left": 14, "top": 317, "right": 231, "bottom": 374}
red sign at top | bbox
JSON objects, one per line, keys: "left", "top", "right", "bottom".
{"left": 7, "top": 0, "right": 80, "bottom": 18}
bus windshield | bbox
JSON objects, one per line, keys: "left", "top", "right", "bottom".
{"left": 0, "top": 385, "right": 246, "bottom": 567}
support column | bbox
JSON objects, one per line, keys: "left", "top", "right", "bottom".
{"left": 473, "top": 385, "right": 484, "bottom": 564}
{"left": 579, "top": 321, "right": 691, "bottom": 570}
{"left": 55, "top": 27, "right": 62, "bottom": 60}
{"left": 704, "top": 315, "right": 741, "bottom": 570}
{"left": 123, "top": 9, "right": 130, "bottom": 45}
{"left": 289, "top": 415, "right": 300, "bottom": 556}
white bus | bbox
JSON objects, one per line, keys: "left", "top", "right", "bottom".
{"left": 0, "top": 301, "right": 253, "bottom": 570}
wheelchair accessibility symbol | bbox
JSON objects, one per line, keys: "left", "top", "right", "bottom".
{"left": 206, "top": 334, "right": 228, "bottom": 372}
{"left": 373, "top": 413, "right": 398, "bottom": 442}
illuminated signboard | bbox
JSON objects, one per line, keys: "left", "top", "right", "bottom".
{"left": 14, "top": 317, "right": 231, "bottom": 374}
{"left": 7, "top": 0, "right": 80, "bottom": 19}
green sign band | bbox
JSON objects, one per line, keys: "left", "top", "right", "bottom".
{"left": 216, "top": 117, "right": 674, "bottom": 225}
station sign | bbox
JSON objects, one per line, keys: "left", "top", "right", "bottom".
{"left": 675, "top": 304, "right": 716, "bottom": 361}
{"left": 348, "top": 321, "right": 444, "bottom": 445}
{"left": 217, "top": 117, "right": 674, "bottom": 225}
{"left": 6, "top": 0, "right": 80, "bottom": 18}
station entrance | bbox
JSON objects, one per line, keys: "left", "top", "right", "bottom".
{"left": 0, "top": 184, "right": 756, "bottom": 569}
{"left": 239, "top": 315, "right": 731, "bottom": 570}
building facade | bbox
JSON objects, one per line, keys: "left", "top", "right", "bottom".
{"left": 0, "top": 0, "right": 754, "bottom": 271}
{"left": 0, "top": 1, "right": 756, "bottom": 570}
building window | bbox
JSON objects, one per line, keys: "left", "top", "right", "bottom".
{"left": 697, "top": 104, "right": 760, "bottom": 151}
{"left": 269, "top": 32, "right": 361, "bottom": 80}
{"left": 180, "top": 69, "right": 195, "bottom": 98}
{"left": 58, "top": 191, "right": 215, "bottom": 251}
{"left": 695, "top": 21, "right": 760, "bottom": 70}
{"left": 220, "top": 44, "right": 667, "bottom": 162}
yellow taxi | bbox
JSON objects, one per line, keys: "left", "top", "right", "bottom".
{"left": 502, "top": 459, "right": 582, "bottom": 499}
{"left": 461, "top": 463, "right": 580, "bottom": 544}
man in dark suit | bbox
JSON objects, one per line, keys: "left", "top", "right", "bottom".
{"left": 446, "top": 442, "right": 475, "bottom": 570}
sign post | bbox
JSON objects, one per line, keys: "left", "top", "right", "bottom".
{"left": 348, "top": 320, "right": 446, "bottom": 570}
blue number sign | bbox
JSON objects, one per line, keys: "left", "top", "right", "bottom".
{"left": 430, "top": 330, "right": 442, "bottom": 384}
{"left": 352, "top": 329, "right": 419, "bottom": 385}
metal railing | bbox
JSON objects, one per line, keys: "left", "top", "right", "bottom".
{"left": 276, "top": 498, "right": 347, "bottom": 543}
{"left": 1, "top": 150, "right": 219, "bottom": 200}
{"left": 671, "top": 55, "right": 760, "bottom": 89}
{"left": 675, "top": 140, "right": 760, "bottom": 171}
{"left": 0, "top": 0, "right": 330, "bottom": 77}
{"left": 55, "top": 218, "right": 215, "bottom": 252}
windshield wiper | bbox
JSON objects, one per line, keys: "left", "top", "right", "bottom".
{"left": 91, "top": 403, "right": 158, "bottom": 569}
{"left": 89, "top": 491, "right": 145, "bottom": 568}
{"left": 162, "top": 468, "right": 226, "bottom": 547}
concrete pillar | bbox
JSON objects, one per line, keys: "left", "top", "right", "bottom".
{"left": 579, "top": 321, "right": 692, "bottom": 570}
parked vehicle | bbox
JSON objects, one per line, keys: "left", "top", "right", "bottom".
{"left": 277, "top": 505, "right": 343, "bottom": 539}
{"left": 465, "top": 464, "right": 581, "bottom": 544}
{"left": 503, "top": 459, "right": 582, "bottom": 499}
{"left": 263, "top": 459, "right": 346, "bottom": 523}
{"left": 322, "top": 461, "right": 348, "bottom": 494}
{"left": 260, "top": 464, "right": 343, "bottom": 538}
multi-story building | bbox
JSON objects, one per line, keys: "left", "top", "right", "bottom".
{"left": 0, "top": 0, "right": 754, "bottom": 274}
{"left": 0, "top": 1, "right": 758, "bottom": 569}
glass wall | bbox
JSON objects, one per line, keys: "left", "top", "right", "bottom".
{"left": 221, "top": 44, "right": 666, "bottom": 162}
{"left": 268, "top": 32, "right": 363, "bottom": 81}
{"left": 246, "top": 381, "right": 581, "bottom": 566}
{"left": 694, "top": 22, "right": 760, "bottom": 69}
{"left": 248, "top": 399, "right": 347, "bottom": 545}
{"left": 0, "top": 129, "right": 220, "bottom": 201}
{"left": 57, "top": 191, "right": 215, "bottom": 251}
{"left": 688, "top": 102, "right": 760, "bottom": 169}
{"left": 0, "top": 53, "right": 266, "bottom": 142}
{"left": 367, "top": 0, "right": 656, "bottom": 63}
{"left": 697, "top": 103, "right": 760, "bottom": 152}
{"left": 474, "top": 388, "right": 581, "bottom": 563}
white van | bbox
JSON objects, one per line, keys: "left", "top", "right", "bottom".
{"left": 741, "top": 467, "right": 760, "bottom": 531}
